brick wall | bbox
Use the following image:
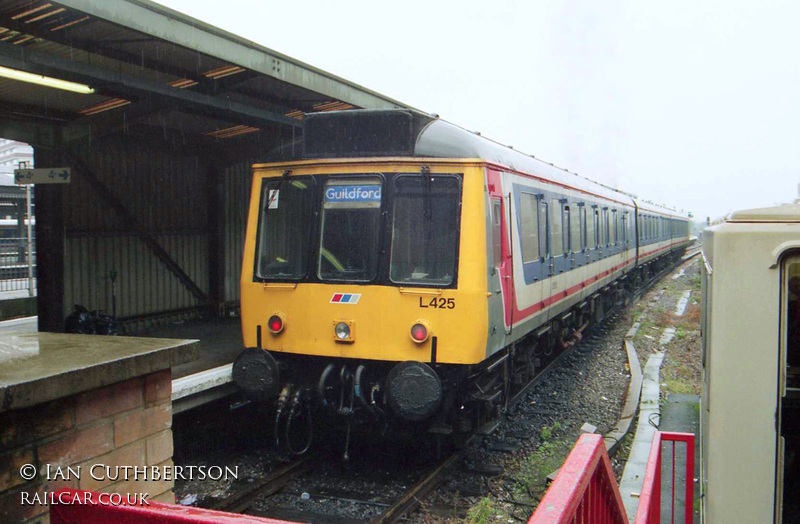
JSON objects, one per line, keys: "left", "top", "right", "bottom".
{"left": 0, "top": 370, "right": 175, "bottom": 523}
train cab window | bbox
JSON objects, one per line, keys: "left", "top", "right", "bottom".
{"left": 569, "top": 205, "right": 580, "bottom": 253}
{"left": 319, "top": 177, "right": 382, "bottom": 282}
{"left": 519, "top": 193, "right": 539, "bottom": 262}
{"left": 255, "top": 176, "right": 315, "bottom": 279}
{"left": 390, "top": 175, "right": 461, "bottom": 285}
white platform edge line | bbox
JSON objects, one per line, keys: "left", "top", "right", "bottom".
{"left": 171, "top": 363, "right": 233, "bottom": 401}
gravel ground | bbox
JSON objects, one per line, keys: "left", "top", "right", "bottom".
{"left": 629, "top": 257, "right": 702, "bottom": 397}
{"left": 414, "top": 308, "right": 635, "bottom": 523}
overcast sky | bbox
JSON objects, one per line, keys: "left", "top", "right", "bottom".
{"left": 153, "top": 0, "right": 800, "bottom": 221}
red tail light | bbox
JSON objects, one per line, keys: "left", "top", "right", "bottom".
{"left": 268, "top": 314, "right": 284, "bottom": 334}
{"left": 410, "top": 323, "right": 429, "bottom": 343}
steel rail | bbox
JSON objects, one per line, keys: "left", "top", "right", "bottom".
{"left": 369, "top": 448, "right": 468, "bottom": 524}
{"left": 212, "top": 455, "right": 314, "bottom": 513}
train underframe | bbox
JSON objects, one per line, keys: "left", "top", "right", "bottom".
{"left": 233, "top": 248, "right": 686, "bottom": 457}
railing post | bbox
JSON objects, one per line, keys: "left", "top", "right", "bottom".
{"left": 25, "top": 183, "right": 33, "bottom": 296}
{"left": 683, "top": 436, "right": 694, "bottom": 524}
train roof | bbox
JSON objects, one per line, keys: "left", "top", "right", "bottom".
{"left": 727, "top": 203, "right": 800, "bottom": 222}
{"left": 303, "top": 109, "right": 688, "bottom": 220}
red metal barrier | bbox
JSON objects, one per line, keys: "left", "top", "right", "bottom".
{"left": 635, "top": 431, "right": 695, "bottom": 524}
{"left": 528, "top": 433, "right": 629, "bottom": 524}
{"left": 49, "top": 488, "right": 296, "bottom": 524}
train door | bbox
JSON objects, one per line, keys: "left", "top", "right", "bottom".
{"left": 488, "top": 181, "right": 513, "bottom": 335}
{"left": 621, "top": 211, "right": 630, "bottom": 266}
{"left": 591, "top": 207, "right": 600, "bottom": 263}
{"left": 779, "top": 256, "right": 800, "bottom": 521}
{"left": 540, "top": 200, "right": 551, "bottom": 278}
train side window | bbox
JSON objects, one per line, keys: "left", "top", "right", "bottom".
{"left": 611, "top": 210, "right": 617, "bottom": 245}
{"left": 622, "top": 213, "right": 628, "bottom": 244}
{"left": 563, "top": 204, "right": 571, "bottom": 254}
{"left": 592, "top": 208, "right": 600, "bottom": 248}
{"left": 569, "top": 205, "right": 580, "bottom": 253}
{"left": 492, "top": 200, "right": 502, "bottom": 269}
{"left": 580, "top": 206, "right": 588, "bottom": 251}
{"left": 539, "top": 201, "right": 550, "bottom": 258}
{"left": 786, "top": 263, "right": 800, "bottom": 379}
{"left": 550, "top": 199, "right": 563, "bottom": 256}
{"left": 638, "top": 213, "right": 643, "bottom": 241}
{"left": 519, "top": 193, "right": 539, "bottom": 263}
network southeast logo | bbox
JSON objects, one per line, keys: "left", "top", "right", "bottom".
{"left": 331, "top": 293, "right": 361, "bottom": 304}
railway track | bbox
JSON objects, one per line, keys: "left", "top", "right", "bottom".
{"left": 213, "top": 444, "right": 473, "bottom": 523}
{"left": 369, "top": 435, "right": 481, "bottom": 524}
{"left": 211, "top": 455, "right": 315, "bottom": 514}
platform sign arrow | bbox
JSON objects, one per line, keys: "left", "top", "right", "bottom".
{"left": 14, "top": 167, "right": 72, "bottom": 184}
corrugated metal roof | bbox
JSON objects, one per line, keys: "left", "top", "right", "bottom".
{"left": 0, "top": 0, "right": 412, "bottom": 148}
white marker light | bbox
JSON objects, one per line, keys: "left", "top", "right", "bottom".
{"left": 335, "top": 322, "right": 351, "bottom": 340}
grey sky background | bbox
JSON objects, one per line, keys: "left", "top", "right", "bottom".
{"left": 156, "top": 0, "right": 800, "bottom": 221}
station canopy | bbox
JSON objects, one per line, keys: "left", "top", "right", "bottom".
{"left": 0, "top": 0, "right": 410, "bottom": 154}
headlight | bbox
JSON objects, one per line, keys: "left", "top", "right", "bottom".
{"left": 335, "top": 322, "right": 351, "bottom": 340}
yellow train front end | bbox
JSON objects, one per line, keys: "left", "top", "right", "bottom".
{"left": 236, "top": 158, "right": 491, "bottom": 439}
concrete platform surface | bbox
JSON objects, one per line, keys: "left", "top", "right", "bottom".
{"left": 138, "top": 317, "right": 243, "bottom": 380}
{"left": 620, "top": 351, "right": 665, "bottom": 521}
{"left": 660, "top": 393, "right": 701, "bottom": 523}
{"left": 0, "top": 332, "right": 198, "bottom": 411}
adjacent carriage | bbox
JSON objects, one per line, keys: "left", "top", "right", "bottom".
{"left": 701, "top": 204, "right": 800, "bottom": 523}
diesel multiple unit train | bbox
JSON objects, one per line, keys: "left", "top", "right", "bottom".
{"left": 233, "top": 110, "right": 690, "bottom": 453}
